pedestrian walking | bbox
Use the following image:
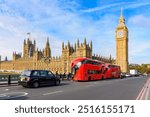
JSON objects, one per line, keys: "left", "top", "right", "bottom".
{"left": 63, "top": 73, "right": 66, "bottom": 80}
{"left": 66, "top": 73, "right": 69, "bottom": 80}
{"left": 55, "top": 71, "right": 58, "bottom": 76}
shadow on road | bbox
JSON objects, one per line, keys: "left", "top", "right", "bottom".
{"left": 0, "top": 84, "right": 18, "bottom": 87}
{"left": 21, "top": 82, "right": 71, "bottom": 89}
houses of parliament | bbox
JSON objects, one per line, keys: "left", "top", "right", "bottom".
{"left": 0, "top": 9, "right": 128, "bottom": 73}
{"left": 0, "top": 38, "right": 113, "bottom": 73}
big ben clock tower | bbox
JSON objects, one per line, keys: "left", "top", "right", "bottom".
{"left": 116, "top": 9, "right": 129, "bottom": 72}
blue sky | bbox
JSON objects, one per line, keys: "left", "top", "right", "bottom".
{"left": 0, "top": 0, "right": 150, "bottom": 64}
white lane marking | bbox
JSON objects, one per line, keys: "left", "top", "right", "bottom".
{"left": 136, "top": 78, "right": 150, "bottom": 100}
{"left": 136, "top": 81, "right": 148, "bottom": 100}
{"left": 0, "top": 85, "right": 20, "bottom": 90}
{"left": 5, "top": 89, "right": 9, "bottom": 91}
{"left": 93, "top": 82, "right": 98, "bottom": 84}
{"left": 8, "top": 92, "right": 28, "bottom": 99}
{"left": 0, "top": 92, "right": 28, "bottom": 99}
{"left": 0, "top": 94, "right": 6, "bottom": 98}
{"left": 145, "top": 79, "right": 150, "bottom": 100}
{"left": 85, "top": 85, "right": 94, "bottom": 88}
{"left": 43, "top": 91, "right": 63, "bottom": 96}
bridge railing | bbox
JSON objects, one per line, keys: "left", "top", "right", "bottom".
{"left": 0, "top": 74, "right": 20, "bottom": 85}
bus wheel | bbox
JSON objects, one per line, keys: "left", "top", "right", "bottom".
{"left": 102, "top": 76, "right": 104, "bottom": 80}
{"left": 88, "top": 76, "right": 91, "bottom": 81}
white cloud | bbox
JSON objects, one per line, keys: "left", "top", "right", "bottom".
{"left": 128, "top": 15, "right": 150, "bottom": 64}
{"left": 0, "top": 0, "right": 150, "bottom": 64}
{"left": 81, "top": 2, "right": 125, "bottom": 13}
{"left": 128, "top": 15, "right": 150, "bottom": 27}
{"left": 0, "top": 0, "right": 120, "bottom": 61}
{"left": 81, "top": 1, "right": 150, "bottom": 13}
{"left": 125, "top": 1, "right": 150, "bottom": 9}
{"left": 0, "top": 15, "right": 62, "bottom": 60}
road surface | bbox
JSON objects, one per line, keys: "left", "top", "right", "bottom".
{"left": 0, "top": 76, "right": 149, "bottom": 100}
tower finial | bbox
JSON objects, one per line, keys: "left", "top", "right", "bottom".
{"left": 67, "top": 40, "right": 70, "bottom": 48}
{"left": 46, "top": 37, "right": 50, "bottom": 47}
{"left": 27, "top": 32, "right": 31, "bottom": 39}
{"left": 62, "top": 42, "right": 64, "bottom": 49}
{"left": 119, "top": 7, "right": 125, "bottom": 25}
{"left": 90, "top": 40, "right": 92, "bottom": 49}
{"left": 77, "top": 39, "right": 79, "bottom": 47}
{"left": 121, "top": 7, "right": 123, "bottom": 17}
{"left": 84, "top": 37, "right": 87, "bottom": 46}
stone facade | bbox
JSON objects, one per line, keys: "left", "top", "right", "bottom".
{"left": 0, "top": 38, "right": 113, "bottom": 74}
{"left": 116, "top": 9, "right": 129, "bottom": 72}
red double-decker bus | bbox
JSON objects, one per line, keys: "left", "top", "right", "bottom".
{"left": 103, "top": 63, "right": 121, "bottom": 79}
{"left": 71, "top": 58, "right": 105, "bottom": 81}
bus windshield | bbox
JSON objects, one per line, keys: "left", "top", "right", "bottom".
{"left": 71, "top": 60, "right": 86, "bottom": 75}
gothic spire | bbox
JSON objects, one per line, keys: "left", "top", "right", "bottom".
{"left": 24, "top": 39, "right": 26, "bottom": 44}
{"left": 67, "top": 40, "right": 70, "bottom": 48}
{"left": 34, "top": 40, "right": 36, "bottom": 45}
{"left": 77, "top": 39, "right": 79, "bottom": 47}
{"left": 84, "top": 38, "right": 87, "bottom": 46}
{"left": 109, "top": 54, "right": 112, "bottom": 62}
{"left": 119, "top": 8, "right": 125, "bottom": 26}
{"left": 46, "top": 37, "right": 50, "bottom": 47}
{"left": 121, "top": 7, "right": 123, "bottom": 17}
{"left": 45, "top": 37, "right": 51, "bottom": 58}
{"left": 62, "top": 42, "right": 64, "bottom": 49}
{"left": 90, "top": 40, "right": 92, "bottom": 49}
{"left": 74, "top": 43, "right": 76, "bottom": 51}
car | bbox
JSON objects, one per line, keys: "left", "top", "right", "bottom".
{"left": 125, "top": 73, "right": 131, "bottom": 77}
{"left": 121, "top": 72, "right": 131, "bottom": 78}
{"left": 18, "top": 70, "right": 61, "bottom": 88}
{"left": 121, "top": 72, "right": 126, "bottom": 78}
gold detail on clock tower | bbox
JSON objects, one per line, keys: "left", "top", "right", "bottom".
{"left": 116, "top": 9, "right": 129, "bottom": 72}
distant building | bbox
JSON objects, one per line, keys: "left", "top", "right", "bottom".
{"left": 147, "top": 65, "right": 150, "bottom": 69}
{"left": 0, "top": 38, "right": 113, "bottom": 73}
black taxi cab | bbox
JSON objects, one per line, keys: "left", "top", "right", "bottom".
{"left": 18, "top": 70, "right": 60, "bottom": 88}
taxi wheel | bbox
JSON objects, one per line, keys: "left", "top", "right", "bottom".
{"left": 55, "top": 80, "right": 60, "bottom": 86}
{"left": 33, "top": 82, "right": 39, "bottom": 88}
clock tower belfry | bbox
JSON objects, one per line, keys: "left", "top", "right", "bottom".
{"left": 116, "top": 9, "right": 129, "bottom": 72}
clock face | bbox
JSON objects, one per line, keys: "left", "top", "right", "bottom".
{"left": 117, "top": 30, "right": 123, "bottom": 38}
